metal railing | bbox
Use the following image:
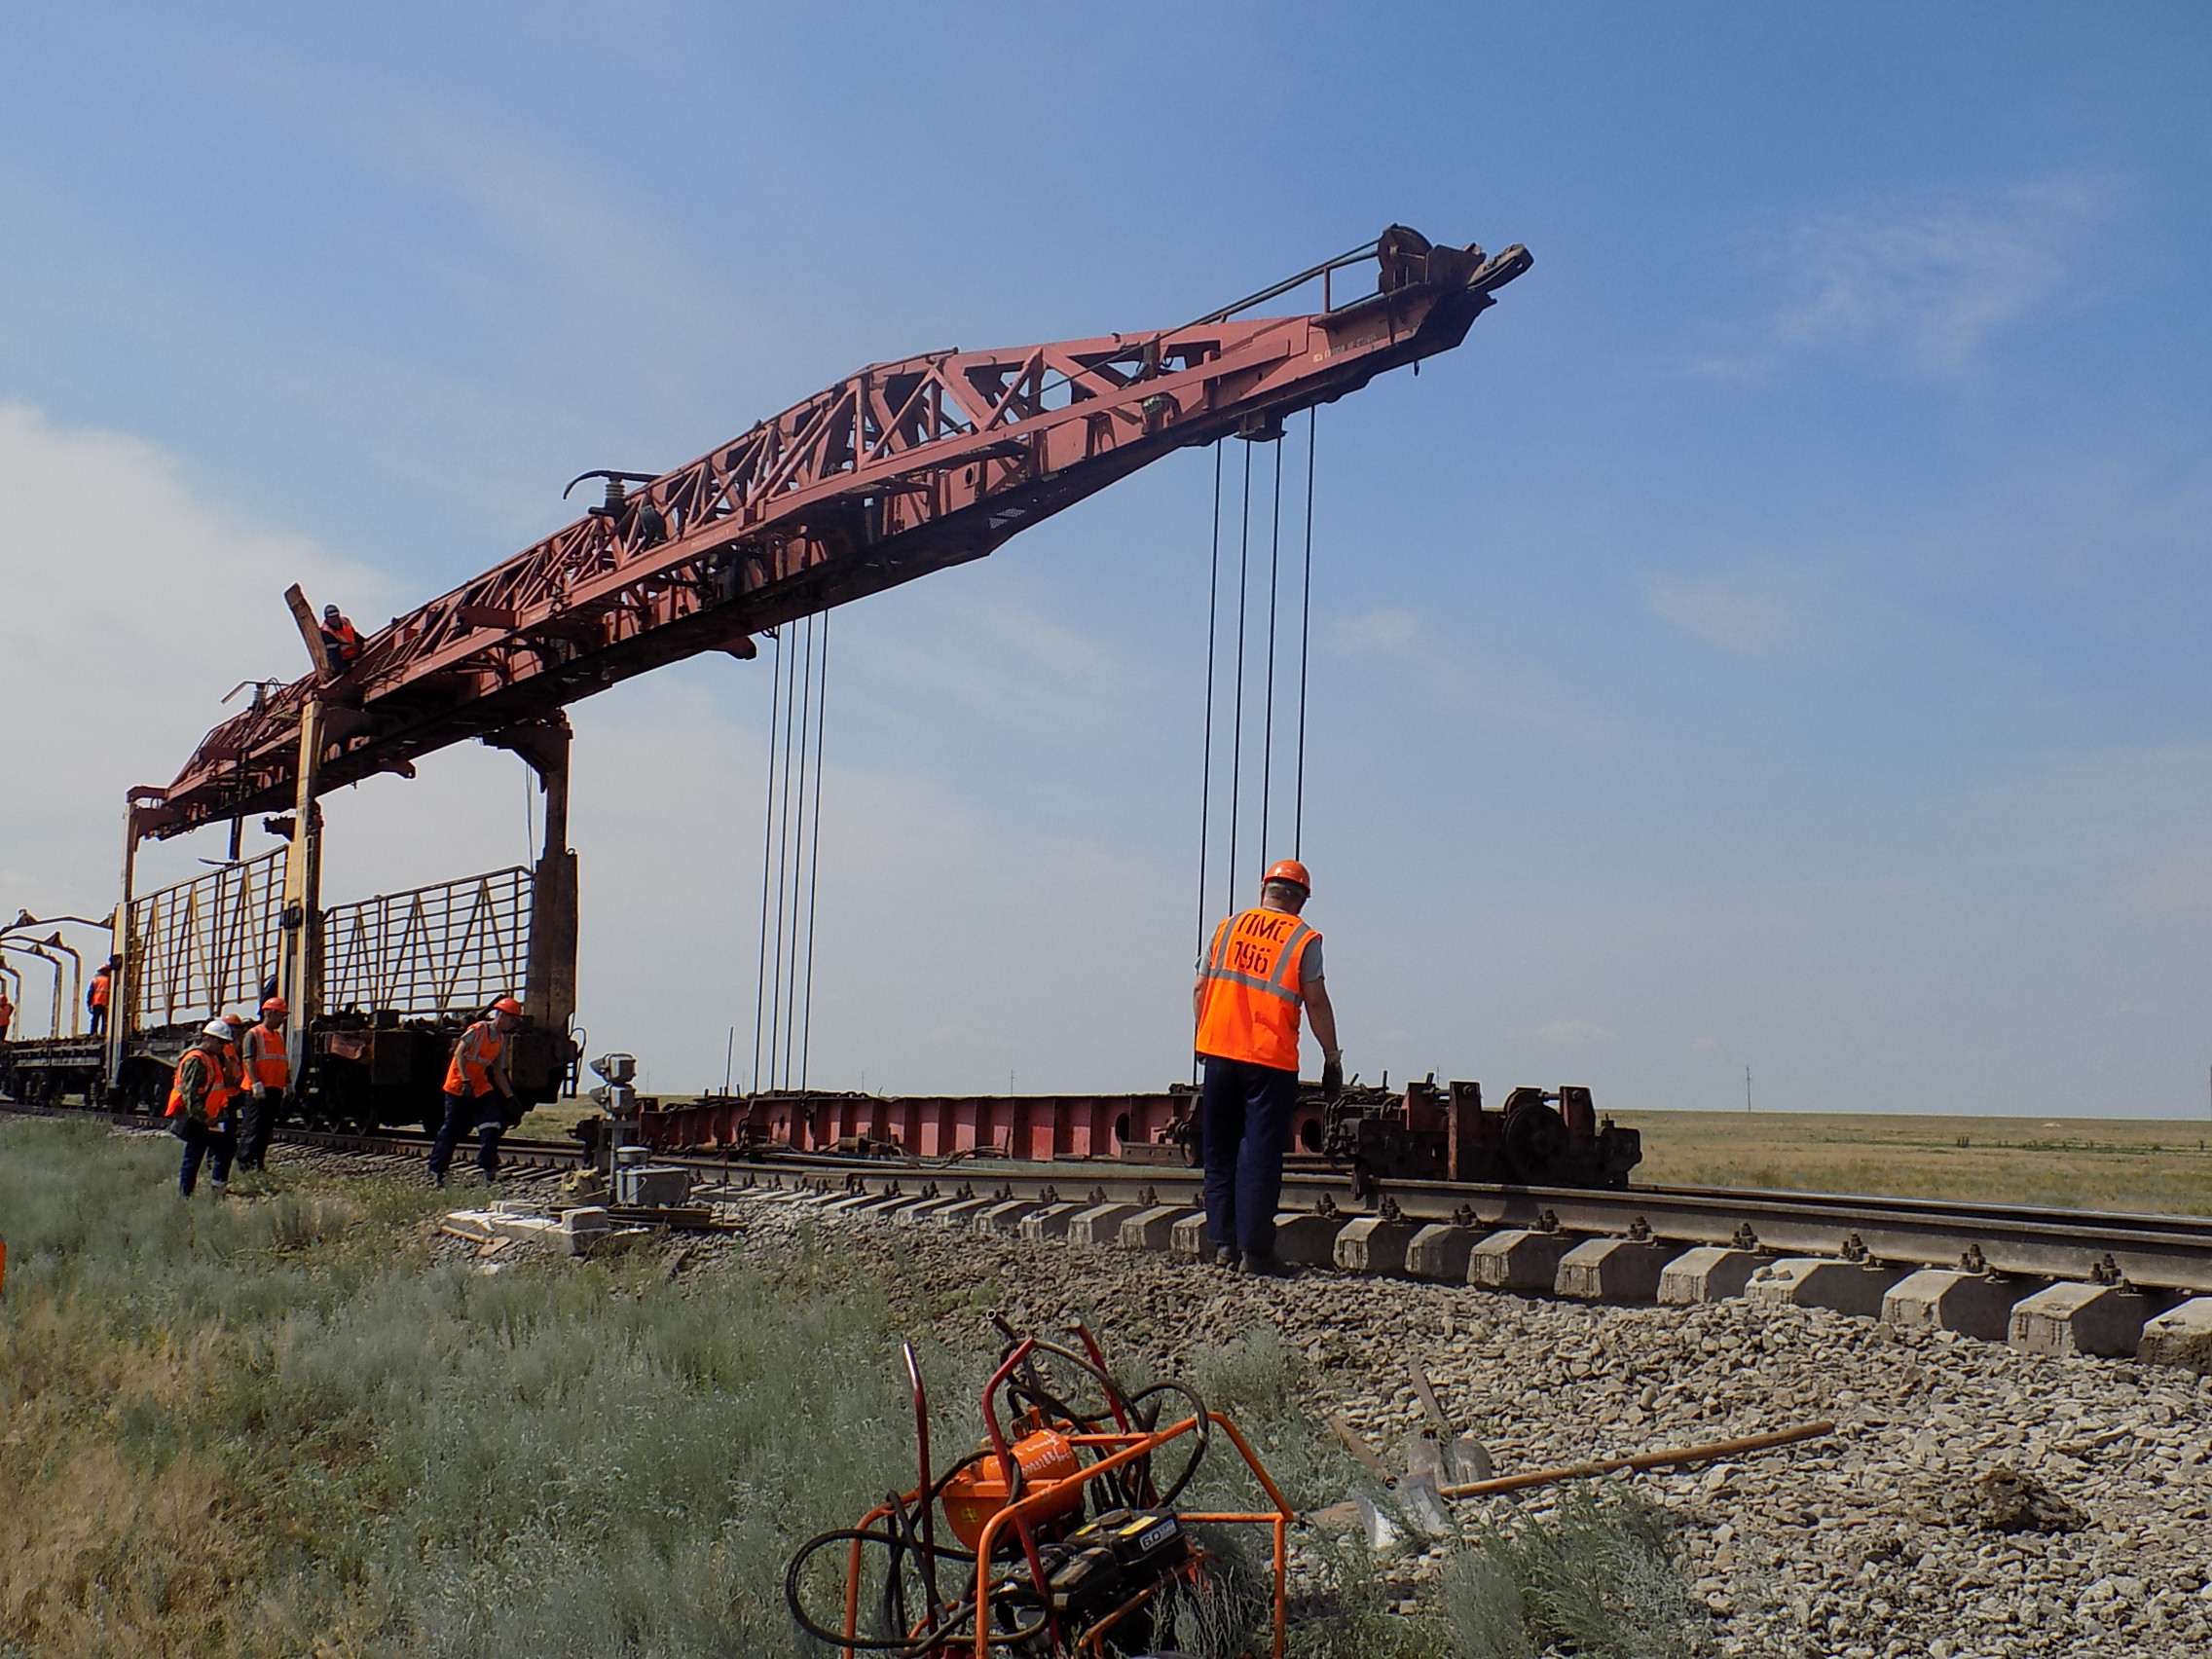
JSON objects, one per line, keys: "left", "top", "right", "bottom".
{"left": 322, "top": 866, "right": 533, "bottom": 1018}
{"left": 129, "top": 849, "right": 287, "bottom": 1029}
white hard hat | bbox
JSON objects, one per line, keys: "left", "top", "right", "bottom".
{"left": 202, "top": 1019, "right": 234, "bottom": 1041}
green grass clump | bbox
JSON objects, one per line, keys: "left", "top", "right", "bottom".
{"left": 1440, "top": 1483, "right": 1706, "bottom": 1659}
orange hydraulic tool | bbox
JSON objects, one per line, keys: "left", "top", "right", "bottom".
{"left": 784, "top": 1323, "right": 1294, "bottom": 1659}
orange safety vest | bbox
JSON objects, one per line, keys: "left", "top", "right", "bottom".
{"left": 1195, "top": 906, "right": 1319, "bottom": 1073}
{"left": 89, "top": 971, "right": 110, "bottom": 1009}
{"left": 243, "top": 1021, "right": 290, "bottom": 1088}
{"left": 326, "top": 619, "right": 362, "bottom": 661}
{"left": 444, "top": 1021, "right": 504, "bottom": 1097}
{"left": 166, "top": 1048, "right": 232, "bottom": 1122}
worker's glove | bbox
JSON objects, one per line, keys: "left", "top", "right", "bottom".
{"left": 1321, "top": 1051, "right": 1345, "bottom": 1100}
{"left": 253, "top": 1085, "right": 270, "bottom": 1102}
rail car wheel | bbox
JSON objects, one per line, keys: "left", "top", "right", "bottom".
{"left": 1501, "top": 1098, "right": 1568, "bottom": 1185}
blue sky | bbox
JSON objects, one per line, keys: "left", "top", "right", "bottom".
{"left": 4, "top": 3, "right": 2211, "bottom": 1114}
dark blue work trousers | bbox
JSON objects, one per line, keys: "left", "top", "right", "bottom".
{"left": 177, "top": 1117, "right": 236, "bottom": 1196}
{"left": 429, "top": 1090, "right": 506, "bottom": 1184}
{"left": 1199, "top": 1055, "right": 1298, "bottom": 1259}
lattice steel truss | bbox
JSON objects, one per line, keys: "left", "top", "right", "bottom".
{"left": 129, "top": 850, "right": 286, "bottom": 1029}
{"left": 138, "top": 228, "right": 1530, "bottom": 841}
{"left": 322, "top": 866, "right": 533, "bottom": 1019}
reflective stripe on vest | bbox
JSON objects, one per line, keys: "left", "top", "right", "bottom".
{"left": 244, "top": 1023, "right": 290, "bottom": 1088}
{"left": 444, "top": 1021, "right": 503, "bottom": 1097}
{"left": 1195, "top": 907, "right": 1317, "bottom": 1072}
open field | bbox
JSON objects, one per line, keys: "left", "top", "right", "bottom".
{"left": 1618, "top": 1111, "right": 2212, "bottom": 1217}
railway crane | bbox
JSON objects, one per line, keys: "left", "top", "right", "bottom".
{"left": 1, "top": 225, "right": 1623, "bottom": 1185}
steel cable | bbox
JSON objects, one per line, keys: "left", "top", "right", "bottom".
{"left": 750, "top": 628, "right": 784, "bottom": 1092}
{"left": 767, "top": 621, "right": 803, "bottom": 1088}
{"left": 750, "top": 611, "right": 833, "bottom": 1096}
{"left": 780, "top": 615, "right": 816, "bottom": 1090}
{"left": 1193, "top": 443, "right": 1225, "bottom": 1083}
{"left": 1225, "top": 442, "right": 1252, "bottom": 919}
{"left": 1260, "top": 436, "right": 1283, "bottom": 858}
{"left": 1296, "top": 408, "right": 1316, "bottom": 856}
{"left": 798, "top": 609, "right": 830, "bottom": 1092}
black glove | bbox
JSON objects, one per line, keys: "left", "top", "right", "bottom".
{"left": 1321, "top": 1051, "right": 1344, "bottom": 1100}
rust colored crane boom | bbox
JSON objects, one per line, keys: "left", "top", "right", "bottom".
{"left": 136, "top": 227, "right": 1529, "bottom": 842}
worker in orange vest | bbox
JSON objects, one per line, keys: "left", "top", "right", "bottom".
{"left": 428, "top": 995, "right": 524, "bottom": 1187}
{"left": 320, "top": 605, "right": 363, "bottom": 667}
{"left": 167, "top": 1020, "right": 239, "bottom": 1198}
{"left": 1193, "top": 859, "right": 1343, "bottom": 1276}
{"left": 238, "top": 996, "right": 289, "bottom": 1173}
{"left": 87, "top": 956, "right": 116, "bottom": 1036}
{"left": 0, "top": 981, "right": 15, "bottom": 1042}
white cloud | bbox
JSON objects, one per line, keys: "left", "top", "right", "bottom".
{"left": 1647, "top": 576, "right": 1797, "bottom": 657}
{"left": 862, "top": 593, "right": 1126, "bottom": 731}
{"left": 1539, "top": 1017, "right": 1612, "bottom": 1045}
{"left": 1331, "top": 606, "right": 1420, "bottom": 658}
{"left": 1724, "top": 174, "right": 2114, "bottom": 373}
{"left": 0, "top": 403, "right": 394, "bottom": 907}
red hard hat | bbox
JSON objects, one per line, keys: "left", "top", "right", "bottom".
{"left": 491, "top": 996, "right": 524, "bottom": 1015}
{"left": 1263, "top": 859, "right": 1311, "bottom": 892}
{"left": 260, "top": 996, "right": 287, "bottom": 1015}
{"left": 223, "top": 1012, "right": 247, "bottom": 1028}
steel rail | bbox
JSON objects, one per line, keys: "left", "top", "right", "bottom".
{"left": 12, "top": 1101, "right": 2212, "bottom": 1292}
{"left": 689, "top": 1149, "right": 2212, "bottom": 1294}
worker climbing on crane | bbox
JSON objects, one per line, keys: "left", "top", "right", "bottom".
{"left": 237, "top": 996, "right": 289, "bottom": 1174}
{"left": 87, "top": 956, "right": 116, "bottom": 1037}
{"left": 319, "top": 604, "right": 363, "bottom": 667}
{"left": 1193, "top": 858, "right": 1344, "bottom": 1276}
{"left": 167, "top": 1019, "right": 238, "bottom": 1198}
{"left": 429, "top": 995, "right": 523, "bottom": 1187}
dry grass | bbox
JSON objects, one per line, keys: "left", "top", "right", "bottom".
{"left": 0, "top": 1119, "right": 940, "bottom": 1657}
{"left": 1616, "top": 1109, "right": 2212, "bottom": 1216}
{"left": 508, "top": 1095, "right": 595, "bottom": 1141}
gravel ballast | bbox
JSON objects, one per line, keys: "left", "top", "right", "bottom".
{"left": 240, "top": 1139, "right": 2212, "bottom": 1657}
{"left": 735, "top": 1188, "right": 2212, "bottom": 1659}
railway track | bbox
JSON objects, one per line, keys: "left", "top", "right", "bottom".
{"left": 18, "top": 1098, "right": 2210, "bottom": 1300}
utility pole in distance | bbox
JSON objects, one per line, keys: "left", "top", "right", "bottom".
{"left": 1746, "top": 1065, "right": 1752, "bottom": 1114}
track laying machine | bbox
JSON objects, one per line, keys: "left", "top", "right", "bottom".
{"left": 0, "top": 224, "right": 1646, "bottom": 1194}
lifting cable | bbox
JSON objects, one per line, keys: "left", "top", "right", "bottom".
{"left": 1194, "top": 409, "right": 1319, "bottom": 960}
{"left": 1194, "top": 442, "right": 1225, "bottom": 997}
{"left": 751, "top": 610, "right": 832, "bottom": 1094}
{"left": 1224, "top": 441, "right": 1252, "bottom": 920}
{"left": 1295, "top": 407, "right": 1315, "bottom": 855}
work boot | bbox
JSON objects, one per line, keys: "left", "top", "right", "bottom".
{"left": 1213, "top": 1245, "right": 1241, "bottom": 1270}
{"left": 1240, "top": 1253, "right": 1293, "bottom": 1278}
{"left": 209, "top": 1180, "right": 227, "bottom": 1199}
